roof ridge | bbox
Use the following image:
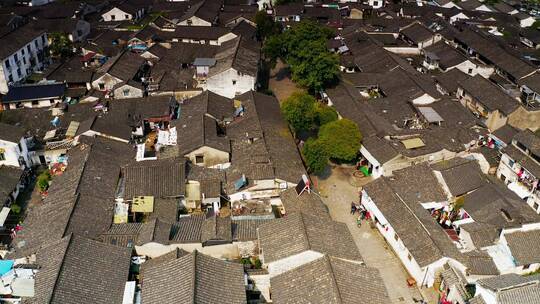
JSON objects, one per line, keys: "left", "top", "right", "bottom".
{"left": 191, "top": 250, "right": 198, "bottom": 304}
{"left": 325, "top": 256, "right": 345, "bottom": 304}
{"left": 298, "top": 214, "right": 311, "bottom": 251}
{"left": 48, "top": 233, "right": 74, "bottom": 303}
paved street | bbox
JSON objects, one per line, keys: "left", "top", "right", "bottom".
{"left": 315, "top": 166, "right": 439, "bottom": 304}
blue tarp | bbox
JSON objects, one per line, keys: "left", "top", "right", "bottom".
{"left": 0, "top": 260, "right": 14, "bottom": 276}
{"left": 234, "top": 174, "right": 247, "bottom": 191}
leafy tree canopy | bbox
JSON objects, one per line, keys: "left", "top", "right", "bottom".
{"left": 315, "top": 103, "right": 338, "bottom": 126}
{"left": 263, "top": 20, "right": 339, "bottom": 92}
{"left": 281, "top": 92, "right": 317, "bottom": 133}
{"left": 49, "top": 32, "right": 74, "bottom": 59}
{"left": 255, "top": 11, "right": 281, "bottom": 41}
{"left": 303, "top": 138, "right": 329, "bottom": 174}
{"left": 318, "top": 119, "right": 362, "bottom": 162}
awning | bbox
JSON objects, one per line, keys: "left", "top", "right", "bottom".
{"left": 65, "top": 121, "right": 80, "bottom": 138}
{"left": 122, "top": 281, "right": 136, "bottom": 304}
{"left": 401, "top": 138, "right": 425, "bottom": 149}
{"left": 418, "top": 107, "right": 444, "bottom": 123}
{"left": 507, "top": 182, "right": 530, "bottom": 199}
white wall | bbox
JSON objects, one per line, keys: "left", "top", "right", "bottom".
{"left": 266, "top": 250, "right": 324, "bottom": 277}
{"left": 206, "top": 68, "right": 256, "bottom": 98}
{"left": 113, "top": 84, "right": 143, "bottom": 99}
{"left": 136, "top": 242, "right": 240, "bottom": 260}
{"left": 102, "top": 7, "right": 133, "bottom": 22}
{"left": 92, "top": 73, "right": 123, "bottom": 91}
{"left": 0, "top": 137, "right": 30, "bottom": 168}
{"left": 359, "top": 145, "right": 384, "bottom": 179}
{"left": 179, "top": 16, "right": 212, "bottom": 26}
{"left": 0, "top": 33, "right": 49, "bottom": 94}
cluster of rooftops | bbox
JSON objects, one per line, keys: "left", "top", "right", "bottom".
{"left": 1, "top": 0, "right": 540, "bottom": 302}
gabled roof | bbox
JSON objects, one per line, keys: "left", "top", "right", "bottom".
{"left": 400, "top": 22, "right": 434, "bottom": 44}
{"left": 280, "top": 187, "right": 331, "bottom": 219}
{"left": 258, "top": 213, "right": 362, "bottom": 263}
{"left": 13, "top": 137, "right": 135, "bottom": 257}
{"left": 424, "top": 41, "right": 468, "bottom": 70}
{"left": 201, "top": 215, "right": 232, "bottom": 244}
{"left": 29, "top": 234, "right": 131, "bottom": 304}
{"left": 95, "top": 50, "right": 145, "bottom": 82}
{"left": 0, "top": 22, "right": 44, "bottom": 60}
{"left": 208, "top": 37, "right": 260, "bottom": 77}
{"left": 458, "top": 75, "right": 519, "bottom": 116}
{"left": 141, "top": 250, "right": 246, "bottom": 304}
{"left": 453, "top": 28, "right": 536, "bottom": 80}
{"left": 363, "top": 164, "right": 462, "bottom": 267}
{"left": 271, "top": 255, "right": 390, "bottom": 304}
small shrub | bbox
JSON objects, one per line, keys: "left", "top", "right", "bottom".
{"left": 37, "top": 171, "right": 52, "bottom": 192}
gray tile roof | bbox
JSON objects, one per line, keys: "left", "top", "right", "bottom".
{"left": 478, "top": 273, "right": 534, "bottom": 291}
{"left": 463, "top": 251, "right": 499, "bottom": 276}
{"left": 514, "top": 129, "right": 540, "bottom": 157}
{"left": 492, "top": 125, "right": 518, "bottom": 145}
{"left": 497, "top": 281, "right": 540, "bottom": 304}
{"left": 258, "top": 213, "right": 362, "bottom": 264}
{"left": 232, "top": 219, "right": 272, "bottom": 241}
{"left": 208, "top": 37, "right": 260, "bottom": 77}
{"left": 201, "top": 215, "right": 232, "bottom": 244}
{"left": 400, "top": 22, "right": 434, "bottom": 44}
{"left": 503, "top": 144, "right": 540, "bottom": 179}
{"left": 28, "top": 234, "right": 131, "bottom": 304}
{"left": 170, "top": 214, "right": 205, "bottom": 243}
{"left": 0, "top": 122, "right": 26, "bottom": 143}
{"left": 459, "top": 222, "right": 500, "bottom": 249}
{"left": 101, "top": 218, "right": 172, "bottom": 247}
{"left": 123, "top": 159, "right": 186, "bottom": 199}
{"left": 505, "top": 229, "right": 540, "bottom": 266}
{"left": 147, "top": 198, "right": 179, "bottom": 223}
{"left": 463, "top": 180, "right": 540, "bottom": 230}
{"left": 141, "top": 250, "right": 247, "bottom": 304}
{"left": 13, "top": 137, "right": 135, "bottom": 256}
{"left": 458, "top": 75, "right": 519, "bottom": 116}
{"left": 469, "top": 295, "right": 487, "bottom": 304}
{"left": 0, "top": 165, "right": 23, "bottom": 202}
{"left": 440, "top": 263, "right": 469, "bottom": 299}
{"left": 95, "top": 50, "right": 146, "bottom": 82}
{"left": 434, "top": 159, "right": 487, "bottom": 196}
{"left": 363, "top": 164, "right": 464, "bottom": 267}
{"left": 280, "top": 188, "right": 330, "bottom": 220}
{"left": 173, "top": 91, "right": 233, "bottom": 155}
{"left": 270, "top": 255, "right": 390, "bottom": 304}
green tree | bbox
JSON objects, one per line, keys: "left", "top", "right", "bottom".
{"left": 303, "top": 138, "right": 329, "bottom": 174}
{"left": 268, "top": 20, "right": 339, "bottom": 92}
{"left": 49, "top": 32, "right": 74, "bottom": 59}
{"left": 37, "top": 170, "right": 52, "bottom": 192}
{"left": 318, "top": 119, "right": 362, "bottom": 162}
{"left": 255, "top": 11, "right": 280, "bottom": 41}
{"left": 281, "top": 92, "right": 317, "bottom": 133}
{"left": 262, "top": 35, "right": 283, "bottom": 67}
{"left": 315, "top": 103, "right": 338, "bottom": 126}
